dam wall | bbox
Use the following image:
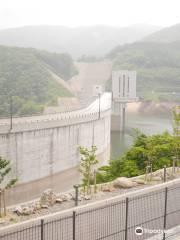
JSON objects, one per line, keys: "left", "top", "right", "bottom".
{"left": 0, "top": 93, "right": 111, "bottom": 186}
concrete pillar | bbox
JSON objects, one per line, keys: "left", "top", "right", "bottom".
{"left": 119, "top": 103, "right": 126, "bottom": 133}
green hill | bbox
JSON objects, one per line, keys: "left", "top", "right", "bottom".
{"left": 143, "top": 23, "right": 180, "bottom": 43}
{"left": 0, "top": 24, "right": 160, "bottom": 58}
{"left": 0, "top": 46, "right": 77, "bottom": 117}
{"left": 108, "top": 42, "right": 180, "bottom": 102}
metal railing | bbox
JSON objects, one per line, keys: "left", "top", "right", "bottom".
{"left": 0, "top": 93, "right": 112, "bottom": 133}
{"left": 0, "top": 180, "right": 179, "bottom": 240}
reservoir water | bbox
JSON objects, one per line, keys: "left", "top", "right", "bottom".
{"left": 111, "top": 112, "right": 173, "bottom": 159}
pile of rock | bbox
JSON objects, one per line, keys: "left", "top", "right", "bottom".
{"left": 40, "top": 189, "right": 73, "bottom": 206}
{"left": 97, "top": 177, "right": 145, "bottom": 192}
{"left": 40, "top": 189, "right": 57, "bottom": 207}
{"left": 56, "top": 193, "right": 73, "bottom": 203}
{"left": 113, "top": 177, "right": 139, "bottom": 188}
{"left": 133, "top": 178, "right": 145, "bottom": 185}
{"left": 101, "top": 183, "right": 116, "bottom": 192}
{"left": 14, "top": 205, "right": 37, "bottom": 216}
{"left": 13, "top": 189, "right": 73, "bottom": 216}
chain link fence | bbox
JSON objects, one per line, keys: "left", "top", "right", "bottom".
{"left": 0, "top": 182, "right": 180, "bottom": 240}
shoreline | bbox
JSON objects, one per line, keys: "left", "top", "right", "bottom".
{"left": 127, "top": 101, "right": 179, "bottom": 116}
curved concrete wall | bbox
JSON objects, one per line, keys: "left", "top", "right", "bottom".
{"left": 0, "top": 93, "right": 111, "bottom": 184}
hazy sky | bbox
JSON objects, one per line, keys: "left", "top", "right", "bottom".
{"left": 0, "top": 0, "right": 180, "bottom": 29}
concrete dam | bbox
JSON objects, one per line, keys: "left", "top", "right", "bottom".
{"left": 0, "top": 93, "right": 111, "bottom": 204}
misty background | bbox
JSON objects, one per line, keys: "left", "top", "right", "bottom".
{"left": 0, "top": 0, "right": 179, "bottom": 180}
{"left": 0, "top": 0, "right": 180, "bottom": 118}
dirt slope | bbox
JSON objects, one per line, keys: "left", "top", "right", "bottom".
{"left": 69, "top": 61, "right": 112, "bottom": 96}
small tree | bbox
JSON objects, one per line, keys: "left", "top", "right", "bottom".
{"left": 78, "top": 145, "right": 99, "bottom": 194}
{"left": 0, "top": 156, "right": 17, "bottom": 217}
{"left": 173, "top": 106, "right": 180, "bottom": 135}
{"left": 172, "top": 106, "right": 180, "bottom": 168}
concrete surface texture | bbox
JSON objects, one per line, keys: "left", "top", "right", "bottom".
{"left": 0, "top": 93, "right": 111, "bottom": 186}
{"left": 7, "top": 145, "right": 110, "bottom": 206}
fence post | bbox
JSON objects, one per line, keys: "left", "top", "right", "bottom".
{"left": 172, "top": 157, "right": 176, "bottom": 174}
{"left": 125, "top": 197, "right": 129, "bottom": 240}
{"left": 164, "top": 165, "right": 167, "bottom": 183}
{"left": 94, "top": 170, "right": 97, "bottom": 194}
{"left": 74, "top": 185, "right": 79, "bottom": 207}
{"left": 41, "top": 219, "right": 44, "bottom": 240}
{"left": 163, "top": 187, "right": 168, "bottom": 240}
{"left": 73, "top": 211, "right": 76, "bottom": 240}
{"left": 150, "top": 163, "right": 153, "bottom": 181}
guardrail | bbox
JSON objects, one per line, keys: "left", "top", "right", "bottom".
{"left": 0, "top": 109, "right": 111, "bottom": 134}
{"left": 0, "top": 93, "right": 112, "bottom": 133}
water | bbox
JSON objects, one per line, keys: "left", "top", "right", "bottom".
{"left": 111, "top": 113, "right": 173, "bottom": 159}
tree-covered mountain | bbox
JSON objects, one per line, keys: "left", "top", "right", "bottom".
{"left": 0, "top": 24, "right": 160, "bottom": 58}
{"left": 143, "top": 23, "right": 180, "bottom": 43}
{"left": 0, "top": 45, "right": 77, "bottom": 117}
{"left": 108, "top": 42, "right": 180, "bottom": 101}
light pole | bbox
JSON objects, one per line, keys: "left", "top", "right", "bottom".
{"left": 10, "top": 96, "right": 13, "bottom": 131}
{"left": 98, "top": 93, "right": 101, "bottom": 119}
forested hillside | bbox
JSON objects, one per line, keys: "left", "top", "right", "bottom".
{"left": 0, "top": 46, "right": 77, "bottom": 117}
{"left": 108, "top": 42, "right": 180, "bottom": 101}
{"left": 0, "top": 24, "right": 160, "bottom": 57}
{"left": 143, "top": 23, "right": 180, "bottom": 43}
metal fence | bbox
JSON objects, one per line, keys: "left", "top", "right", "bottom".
{"left": 0, "top": 182, "right": 180, "bottom": 240}
{"left": 0, "top": 93, "right": 112, "bottom": 134}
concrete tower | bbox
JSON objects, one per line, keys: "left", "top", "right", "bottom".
{"left": 112, "top": 70, "right": 137, "bottom": 132}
